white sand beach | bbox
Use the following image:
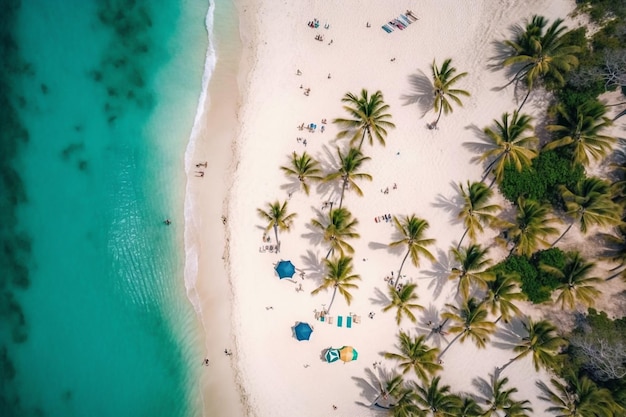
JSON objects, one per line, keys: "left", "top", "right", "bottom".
{"left": 189, "top": 1, "right": 626, "bottom": 416}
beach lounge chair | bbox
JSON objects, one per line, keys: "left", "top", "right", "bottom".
{"left": 399, "top": 15, "right": 411, "bottom": 26}
{"left": 337, "top": 316, "right": 343, "bottom": 327}
{"left": 327, "top": 316, "right": 334, "bottom": 325}
{"left": 346, "top": 316, "right": 352, "bottom": 328}
{"left": 381, "top": 25, "right": 392, "bottom": 33}
{"left": 353, "top": 315, "right": 361, "bottom": 324}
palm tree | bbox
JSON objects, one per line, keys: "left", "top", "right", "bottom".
{"left": 412, "top": 376, "right": 463, "bottom": 416}
{"left": 333, "top": 89, "right": 396, "bottom": 150}
{"left": 391, "top": 386, "right": 424, "bottom": 417}
{"left": 389, "top": 215, "right": 436, "bottom": 287}
{"left": 480, "top": 373, "right": 528, "bottom": 417}
{"left": 370, "top": 372, "right": 405, "bottom": 408}
{"left": 384, "top": 332, "right": 442, "bottom": 383}
{"left": 537, "top": 371, "right": 625, "bottom": 416}
{"left": 502, "top": 15, "right": 580, "bottom": 111}
{"left": 456, "top": 396, "right": 484, "bottom": 417}
{"left": 480, "top": 111, "right": 538, "bottom": 184}
{"left": 311, "top": 207, "right": 359, "bottom": 259}
{"left": 552, "top": 177, "right": 621, "bottom": 246}
{"left": 505, "top": 197, "right": 560, "bottom": 257}
{"left": 324, "top": 147, "right": 372, "bottom": 208}
{"left": 311, "top": 255, "right": 360, "bottom": 313}
{"left": 280, "top": 151, "right": 323, "bottom": 195}
{"left": 383, "top": 283, "right": 424, "bottom": 325}
{"left": 431, "top": 58, "right": 470, "bottom": 126}
{"left": 456, "top": 181, "right": 501, "bottom": 248}
{"left": 497, "top": 318, "right": 566, "bottom": 375}
{"left": 544, "top": 100, "right": 615, "bottom": 167}
{"left": 449, "top": 243, "right": 494, "bottom": 299}
{"left": 256, "top": 200, "right": 297, "bottom": 252}
{"left": 541, "top": 252, "right": 602, "bottom": 309}
{"left": 439, "top": 298, "right": 496, "bottom": 359}
{"left": 483, "top": 270, "right": 524, "bottom": 323}
{"left": 503, "top": 399, "right": 533, "bottom": 417}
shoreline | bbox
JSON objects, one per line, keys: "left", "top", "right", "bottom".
{"left": 183, "top": 0, "right": 252, "bottom": 415}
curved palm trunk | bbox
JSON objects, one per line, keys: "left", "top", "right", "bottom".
{"left": 457, "top": 227, "right": 470, "bottom": 250}
{"left": 338, "top": 176, "right": 348, "bottom": 208}
{"left": 517, "top": 87, "right": 532, "bottom": 113}
{"left": 392, "top": 250, "right": 411, "bottom": 288}
{"left": 326, "top": 286, "right": 339, "bottom": 314}
{"left": 496, "top": 350, "right": 526, "bottom": 377}
{"left": 500, "top": 63, "right": 534, "bottom": 89}
{"left": 434, "top": 104, "right": 444, "bottom": 125}
{"left": 325, "top": 246, "right": 334, "bottom": 259}
{"left": 437, "top": 331, "right": 464, "bottom": 360}
{"left": 551, "top": 221, "right": 574, "bottom": 247}
{"left": 358, "top": 128, "right": 368, "bottom": 150}
{"left": 273, "top": 225, "right": 280, "bottom": 252}
{"left": 481, "top": 153, "right": 505, "bottom": 183}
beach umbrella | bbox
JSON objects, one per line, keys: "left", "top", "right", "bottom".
{"left": 294, "top": 322, "right": 313, "bottom": 341}
{"left": 275, "top": 260, "right": 296, "bottom": 279}
{"left": 339, "top": 346, "right": 358, "bottom": 362}
{"left": 324, "top": 348, "right": 340, "bottom": 363}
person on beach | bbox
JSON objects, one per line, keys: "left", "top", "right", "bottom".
{"left": 163, "top": 219, "right": 171, "bottom": 225}
{"left": 195, "top": 171, "right": 204, "bottom": 177}
{"left": 196, "top": 161, "right": 207, "bottom": 168}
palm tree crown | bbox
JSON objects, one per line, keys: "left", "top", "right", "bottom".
{"left": 280, "top": 151, "right": 323, "bottom": 195}
{"left": 483, "top": 270, "right": 525, "bottom": 323}
{"left": 552, "top": 177, "right": 621, "bottom": 246}
{"left": 390, "top": 215, "right": 436, "bottom": 287}
{"left": 545, "top": 100, "right": 615, "bottom": 166}
{"left": 506, "top": 197, "right": 560, "bottom": 257}
{"left": 480, "top": 111, "right": 538, "bottom": 184}
{"left": 333, "top": 89, "right": 396, "bottom": 149}
{"left": 412, "top": 376, "right": 463, "bottom": 416}
{"left": 324, "top": 147, "right": 372, "bottom": 208}
{"left": 383, "top": 283, "right": 424, "bottom": 325}
{"left": 457, "top": 181, "right": 501, "bottom": 248}
{"left": 431, "top": 58, "right": 470, "bottom": 125}
{"left": 439, "top": 297, "right": 496, "bottom": 358}
{"left": 449, "top": 243, "right": 494, "bottom": 299}
{"left": 311, "top": 207, "right": 359, "bottom": 258}
{"left": 502, "top": 15, "right": 580, "bottom": 110}
{"left": 384, "top": 331, "right": 442, "bottom": 383}
{"left": 499, "top": 318, "right": 566, "bottom": 374}
{"left": 311, "top": 255, "right": 361, "bottom": 313}
{"left": 256, "top": 200, "right": 297, "bottom": 252}
{"left": 541, "top": 252, "right": 602, "bottom": 310}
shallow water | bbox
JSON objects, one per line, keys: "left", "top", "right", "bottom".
{"left": 1, "top": 1, "right": 208, "bottom": 416}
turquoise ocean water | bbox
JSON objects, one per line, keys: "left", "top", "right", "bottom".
{"left": 0, "top": 0, "right": 221, "bottom": 416}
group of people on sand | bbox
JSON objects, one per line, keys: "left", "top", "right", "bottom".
{"left": 195, "top": 161, "right": 207, "bottom": 177}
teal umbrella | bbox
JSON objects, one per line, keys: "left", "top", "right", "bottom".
{"left": 294, "top": 322, "right": 313, "bottom": 341}
{"left": 275, "top": 260, "right": 296, "bottom": 279}
{"left": 325, "top": 348, "right": 340, "bottom": 363}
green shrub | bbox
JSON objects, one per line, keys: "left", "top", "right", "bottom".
{"left": 499, "top": 151, "right": 585, "bottom": 205}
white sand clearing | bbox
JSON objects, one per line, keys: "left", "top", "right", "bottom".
{"left": 193, "top": 0, "right": 622, "bottom": 416}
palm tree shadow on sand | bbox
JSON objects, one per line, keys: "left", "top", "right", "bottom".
{"left": 299, "top": 249, "right": 325, "bottom": 284}
{"left": 462, "top": 123, "right": 498, "bottom": 176}
{"left": 492, "top": 317, "right": 526, "bottom": 350}
{"left": 352, "top": 366, "right": 400, "bottom": 409}
{"left": 401, "top": 70, "right": 435, "bottom": 120}
{"left": 419, "top": 248, "right": 452, "bottom": 300}
{"left": 369, "top": 286, "right": 392, "bottom": 307}
{"left": 314, "top": 144, "right": 343, "bottom": 204}
{"left": 300, "top": 209, "right": 327, "bottom": 247}
{"left": 432, "top": 181, "right": 464, "bottom": 224}
{"left": 419, "top": 304, "right": 450, "bottom": 348}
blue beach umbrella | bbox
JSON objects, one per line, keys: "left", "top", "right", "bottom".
{"left": 324, "top": 348, "right": 340, "bottom": 363}
{"left": 293, "top": 322, "right": 313, "bottom": 341}
{"left": 275, "top": 260, "right": 296, "bottom": 279}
